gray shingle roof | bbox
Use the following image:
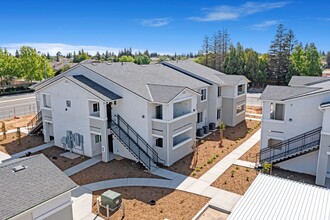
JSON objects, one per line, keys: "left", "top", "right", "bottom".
{"left": 81, "top": 62, "right": 208, "bottom": 102}
{"left": 147, "top": 84, "right": 187, "bottom": 103}
{"left": 72, "top": 75, "right": 122, "bottom": 101}
{"left": 163, "top": 60, "right": 250, "bottom": 86}
{"left": 0, "top": 154, "right": 77, "bottom": 220}
{"left": 289, "top": 76, "right": 330, "bottom": 86}
{"left": 260, "top": 85, "right": 321, "bottom": 101}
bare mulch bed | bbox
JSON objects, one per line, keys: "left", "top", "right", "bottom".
{"left": 211, "top": 165, "right": 259, "bottom": 195}
{"left": 246, "top": 106, "right": 262, "bottom": 114}
{"left": 239, "top": 141, "right": 260, "bottom": 163}
{"left": 272, "top": 167, "right": 316, "bottom": 185}
{"left": 71, "top": 159, "right": 160, "bottom": 185}
{"left": 167, "top": 120, "right": 261, "bottom": 178}
{"left": 92, "top": 187, "right": 210, "bottom": 220}
{"left": 32, "top": 146, "right": 89, "bottom": 171}
{"left": 0, "top": 133, "right": 44, "bottom": 155}
{"left": 1, "top": 114, "right": 35, "bottom": 130}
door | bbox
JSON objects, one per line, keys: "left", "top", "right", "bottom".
{"left": 108, "top": 134, "right": 113, "bottom": 152}
{"left": 107, "top": 103, "right": 112, "bottom": 123}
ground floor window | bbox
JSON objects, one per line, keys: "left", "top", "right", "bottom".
{"left": 95, "top": 134, "right": 102, "bottom": 143}
{"left": 217, "top": 108, "right": 221, "bottom": 120}
{"left": 236, "top": 104, "right": 245, "bottom": 114}
{"left": 197, "top": 112, "right": 203, "bottom": 123}
{"left": 156, "top": 138, "right": 163, "bottom": 148}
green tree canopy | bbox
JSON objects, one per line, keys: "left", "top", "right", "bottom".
{"left": 134, "top": 54, "right": 150, "bottom": 65}
{"left": 118, "top": 55, "right": 134, "bottom": 63}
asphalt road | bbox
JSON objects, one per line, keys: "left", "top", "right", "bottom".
{"left": 0, "top": 93, "right": 37, "bottom": 120}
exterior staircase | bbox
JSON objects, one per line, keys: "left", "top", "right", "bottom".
{"left": 27, "top": 111, "right": 43, "bottom": 135}
{"left": 109, "top": 115, "right": 164, "bottom": 171}
{"left": 259, "top": 127, "right": 322, "bottom": 164}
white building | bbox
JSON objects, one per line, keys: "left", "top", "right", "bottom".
{"left": 0, "top": 154, "right": 77, "bottom": 220}
{"left": 31, "top": 60, "right": 248, "bottom": 170}
{"left": 259, "top": 76, "right": 330, "bottom": 186}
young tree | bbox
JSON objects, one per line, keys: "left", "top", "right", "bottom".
{"left": 56, "top": 51, "right": 61, "bottom": 62}
{"left": 202, "top": 35, "right": 210, "bottom": 66}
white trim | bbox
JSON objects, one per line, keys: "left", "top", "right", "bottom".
{"left": 236, "top": 110, "right": 245, "bottom": 116}
{"left": 173, "top": 127, "right": 193, "bottom": 138}
{"left": 41, "top": 107, "right": 53, "bottom": 111}
{"left": 262, "top": 119, "right": 285, "bottom": 124}
{"left": 173, "top": 138, "right": 193, "bottom": 150}
{"left": 34, "top": 200, "right": 73, "bottom": 220}
{"left": 152, "top": 134, "right": 164, "bottom": 138}
{"left": 267, "top": 136, "right": 285, "bottom": 141}
{"left": 88, "top": 115, "right": 107, "bottom": 121}
{"left": 173, "top": 96, "right": 192, "bottom": 104}
{"left": 321, "top": 131, "right": 330, "bottom": 136}
{"left": 44, "top": 120, "right": 53, "bottom": 124}
{"left": 152, "top": 112, "right": 196, "bottom": 123}
{"left": 87, "top": 98, "right": 101, "bottom": 102}
{"left": 90, "top": 131, "right": 102, "bottom": 135}
{"left": 146, "top": 85, "right": 154, "bottom": 102}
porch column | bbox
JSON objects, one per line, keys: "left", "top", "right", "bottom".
{"left": 101, "top": 119, "right": 110, "bottom": 162}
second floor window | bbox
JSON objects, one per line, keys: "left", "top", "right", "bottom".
{"left": 218, "top": 87, "right": 221, "bottom": 97}
{"left": 270, "top": 103, "right": 285, "bottom": 121}
{"left": 155, "top": 105, "right": 163, "bottom": 119}
{"left": 237, "top": 84, "right": 245, "bottom": 95}
{"left": 217, "top": 108, "right": 221, "bottom": 120}
{"left": 201, "top": 89, "right": 207, "bottom": 101}
{"left": 197, "top": 112, "right": 203, "bottom": 123}
{"left": 95, "top": 135, "right": 101, "bottom": 143}
{"left": 156, "top": 138, "right": 163, "bottom": 148}
{"left": 93, "top": 103, "right": 100, "bottom": 112}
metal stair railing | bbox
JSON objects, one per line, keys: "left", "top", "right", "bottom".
{"left": 110, "top": 120, "right": 152, "bottom": 170}
{"left": 115, "top": 114, "right": 164, "bottom": 165}
{"left": 27, "top": 111, "right": 42, "bottom": 130}
{"left": 259, "top": 127, "right": 322, "bottom": 164}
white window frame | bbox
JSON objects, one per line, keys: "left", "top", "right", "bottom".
{"left": 93, "top": 102, "right": 100, "bottom": 113}
{"left": 95, "top": 134, "right": 102, "bottom": 143}
{"left": 217, "top": 108, "right": 221, "bottom": 120}
{"left": 236, "top": 104, "right": 245, "bottom": 115}
{"left": 237, "top": 84, "right": 245, "bottom": 96}
{"left": 217, "top": 86, "right": 221, "bottom": 97}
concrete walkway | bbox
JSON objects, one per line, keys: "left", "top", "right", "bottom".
{"left": 198, "top": 129, "right": 261, "bottom": 184}
{"left": 64, "top": 155, "right": 103, "bottom": 176}
{"left": 234, "top": 160, "right": 256, "bottom": 169}
{"left": 0, "top": 151, "right": 11, "bottom": 163}
{"left": 10, "top": 140, "right": 54, "bottom": 159}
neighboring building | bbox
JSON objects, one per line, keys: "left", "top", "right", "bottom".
{"left": 0, "top": 154, "right": 77, "bottom": 220}
{"left": 259, "top": 75, "right": 330, "bottom": 186}
{"left": 31, "top": 60, "right": 248, "bottom": 170}
{"left": 228, "top": 174, "right": 330, "bottom": 220}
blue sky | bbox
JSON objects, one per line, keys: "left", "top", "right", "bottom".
{"left": 0, "top": 0, "right": 329, "bottom": 55}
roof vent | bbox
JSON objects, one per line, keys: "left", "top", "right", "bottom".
{"left": 13, "top": 165, "right": 26, "bottom": 172}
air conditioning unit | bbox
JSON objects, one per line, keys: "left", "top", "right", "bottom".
{"left": 209, "top": 123, "right": 216, "bottom": 131}
{"left": 196, "top": 128, "right": 204, "bottom": 137}
{"left": 203, "top": 126, "right": 209, "bottom": 134}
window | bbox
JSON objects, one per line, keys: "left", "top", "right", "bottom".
{"left": 66, "top": 100, "right": 71, "bottom": 107}
{"left": 156, "top": 138, "right": 163, "bottom": 148}
{"left": 201, "top": 89, "right": 207, "bottom": 101}
{"left": 236, "top": 104, "right": 245, "bottom": 114}
{"left": 197, "top": 112, "right": 203, "bottom": 123}
{"left": 42, "top": 94, "right": 51, "bottom": 108}
{"left": 95, "top": 135, "right": 101, "bottom": 143}
{"left": 155, "top": 105, "right": 163, "bottom": 119}
{"left": 237, "top": 84, "right": 245, "bottom": 95}
{"left": 270, "top": 103, "right": 285, "bottom": 121}
{"left": 218, "top": 87, "right": 221, "bottom": 97}
{"left": 93, "top": 103, "right": 100, "bottom": 112}
{"left": 217, "top": 108, "right": 221, "bottom": 120}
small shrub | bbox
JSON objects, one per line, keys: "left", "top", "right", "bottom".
{"left": 204, "top": 164, "right": 207, "bottom": 167}
{"left": 222, "top": 150, "right": 224, "bottom": 153}
{"left": 200, "top": 140, "right": 205, "bottom": 144}
{"left": 235, "top": 166, "right": 240, "bottom": 170}
{"left": 195, "top": 167, "right": 201, "bottom": 172}
{"left": 224, "top": 181, "right": 227, "bottom": 185}
{"left": 207, "top": 159, "right": 212, "bottom": 164}
{"left": 245, "top": 169, "right": 250, "bottom": 172}
{"left": 192, "top": 172, "right": 196, "bottom": 176}
{"left": 213, "top": 156, "right": 216, "bottom": 160}
{"left": 231, "top": 170, "right": 235, "bottom": 177}
{"left": 246, "top": 177, "right": 249, "bottom": 181}
{"left": 215, "top": 154, "right": 219, "bottom": 157}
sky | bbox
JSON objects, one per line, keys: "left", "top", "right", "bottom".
{"left": 0, "top": 0, "right": 329, "bottom": 55}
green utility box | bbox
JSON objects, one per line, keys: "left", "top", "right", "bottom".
{"left": 100, "top": 190, "right": 122, "bottom": 209}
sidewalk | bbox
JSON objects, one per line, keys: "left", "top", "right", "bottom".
{"left": 0, "top": 128, "right": 29, "bottom": 135}
{"left": 10, "top": 140, "right": 54, "bottom": 160}
{"left": 64, "top": 155, "right": 103, "bottom": 176}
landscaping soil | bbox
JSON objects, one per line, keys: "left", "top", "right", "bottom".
{"left": 92, "top": 187, "right": 210, "bottom": 220}
{"left": 246, "top": 106, "right": 262, "bottom": 114}
{"left": 32, "top": 146, "right": 89, "bottom": 171}
{"left": 167, "top": 120, "right": 261, "bottom": 178}
{"left": 71, "top": 159, "right": 160, "bottom": 185}
{"left": 211, "top": 165, "right": 259, "bottom": 195}
{"left": 1, "top": 114, "right": 35, "bottom": 130}
{"left": 239, "top": 141, "right": 260, "bottom": 163}
{"left": 0, "top": 132, "right": 44, "bottom": 155}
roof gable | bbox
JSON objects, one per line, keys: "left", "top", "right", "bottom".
{"left": 147, "top": 84, "right": 193, "bottom": 103}
{"left": 260, "top": 85, "right": 321, "bottom": 101}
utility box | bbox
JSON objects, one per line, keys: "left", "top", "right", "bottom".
{"left": 101, "top": 190, "right": 122, "bottom": 209}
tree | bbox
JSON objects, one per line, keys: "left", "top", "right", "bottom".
{"left": 245, "top": 49, "right": 259, "bottom": 84}
{"left": 55, "top": 64, "right": 71, "bottom": 76}
{"left": 73, "top": 50, "right": 90, "bottom": 63}
{"left": 202, "top": 35, "right": 210, "bottom": 66}
{"left": 290, "top": 43, "right": 306, "bottom": 75}
{"left": 19, "top": 46, "right": 53, "bottom": 81}
{"left": 134, "top": 54, "right": 150, "bottom": 65}
{"left": 256, "top": 55, "right": 268, "bottom": 87}
{"left": 46, "top": 53, "right": 51, "bottom": 60}
{"left": 118, "top": 55, "right": 134, "bottom": 63}
{"left": 268, "top": 24, "right": 292, "bottom": 85}
{"left": 304, "top": 43, "right": 322, "bottom": 76}
{"left": 0, "top": 48, "right": 21, "bottom": 92}
{"left": 15, "top": 50, "right": 20, "bottom": 58}
{"left": 95, "top": 51, "right": 101, "bottom": 60}
{"left": 143, "top": 49, "right": 150, "bottom": 57}
{"left": 56, "top": 51, "right": 61, "bottom": 62}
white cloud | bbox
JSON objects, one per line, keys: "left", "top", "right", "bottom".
{"left": 249, "top": 20, "right": 279, "bottom": 30}
{"left": 0, "top": 43, "right": 141, "bottom": 56}
{"left": 138, "top": 17, "right": 172, "bottom": 27}
{"left": 189, "top": 1, "right": 289, "bottom": 21}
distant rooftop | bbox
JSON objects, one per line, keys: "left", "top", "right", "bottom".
{"left": 260, "top": 85, "right": 321, "bottom": 101}
{"left": 229, "top": 174, "right": 330, "bottom": 220}
{"left": 0, "top": 154, "right": 77, "bottom": 220}
{"left": 289, "top": 75, "right": 330, "bottom": 86}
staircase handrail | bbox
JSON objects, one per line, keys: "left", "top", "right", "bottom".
{"left": 116, "top": 114, "right": 165, "bottom": 164}
{"left": 27, "top": 111, "right": 42, "bottom": 130}
{"left": 259, "top": 127, "right": 322, "bottom": 163}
